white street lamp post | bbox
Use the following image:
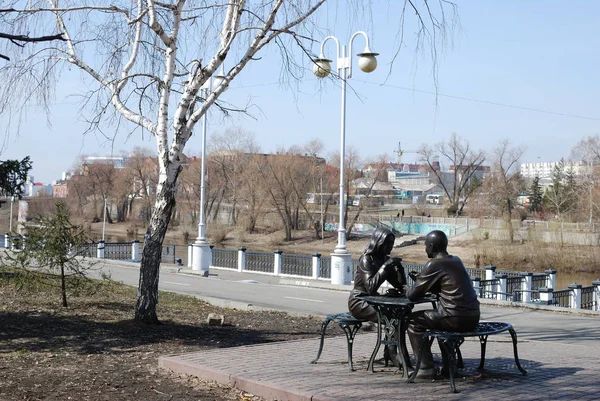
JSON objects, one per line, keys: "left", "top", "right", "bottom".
{"left": 313, "top": 31, "right": 378, "bottom": 285}
{"left": 192, "top": 71, "right": 227, "bottom": 276}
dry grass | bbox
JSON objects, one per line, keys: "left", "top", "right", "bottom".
{"left": 206, "top": 223, "right": 232, "bottom": 245}
{"left": 466, "top": 239, "right": 600, "bottom": 274}
{"left": 0, "top": 269, "right": 327, "bottom": 401}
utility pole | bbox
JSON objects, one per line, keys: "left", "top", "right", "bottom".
{"left": 320, "top": 177, "right": 324, "bottom": 244}
{"left": 589, "top": 185, "right": 593, "bottom": 225}
{"left": 102, "top": 197, "right": 107, "bottom": 241}
{"left": 9, "top": 195, "right": 14, "bottom": 233}
{"left": 589, "top": 161, "right": 593, "bottom": 226}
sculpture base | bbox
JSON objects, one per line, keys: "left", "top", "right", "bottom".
{"left": 192, "top": 241, "right": 212, "bottom": 277}
{"left": 330, "top": 251, "right": 352, "bottom": 285}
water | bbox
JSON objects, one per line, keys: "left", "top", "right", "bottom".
{"left": 556, "top": 272, "right": 599, "bottom": 289}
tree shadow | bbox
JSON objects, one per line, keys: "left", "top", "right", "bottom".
{"left": 0, "top": 306, "right": 317, "bottom": 356}
{"left": 517, "top": 325, "right": 600, "bottom": 343}
{"left": 436, "top": 356, "right": 595, "bottom": 396}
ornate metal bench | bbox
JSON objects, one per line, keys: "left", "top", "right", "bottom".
{"left": 408, "top": 321, "right": 528, "bottom": 392}
{"left": 311, "top": 312, "right": 368, "bottom": 372}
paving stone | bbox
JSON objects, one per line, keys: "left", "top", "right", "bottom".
{"left": 159, "top": 327, "right": 598, "bottom": 401}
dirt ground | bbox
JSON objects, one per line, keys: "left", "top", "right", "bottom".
{"left": 0, "top": 275, "right": 342, "bottom": 401}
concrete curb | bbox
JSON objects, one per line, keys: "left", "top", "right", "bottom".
{"left": 159, "top": 341, "right": 338, "bottom": 401}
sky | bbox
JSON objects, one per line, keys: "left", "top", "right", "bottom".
{"left": 1, "top": 0, "right": 599, "bottom": 184}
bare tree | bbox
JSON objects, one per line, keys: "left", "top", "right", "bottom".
{"left": 289, "top": 140, "right": 327, "bottom": 239}
{"left": 488, "top": 140, "right": 525, "bottom": 242}
{"left": 1, "top": 1, "right": 457, "bottom": 323}
{"left": 256, "top": 149, "right": 316, "bottom": 241}
{"left": 346, "top": 153, "right": 390, "bottom": 237}
{"left": 570, "top": 135, "right": 600, "bottom": 164}
{"left": 419, "top": 133, "right": 486, "bottom": 215}
{"left": 85, "top": 162, "right": 117, "bottom": 223}
{"left": 570, "top": 136, "right": 600, "bottom": 224}
{"left": 208, "top": 128, "right": 259, "bottom": 225}
{"left": 177, "top": 158, "right": 201, "bottom": 226}
{"left": 122, "top": 147, "right": 158, "bottom": 222}
{"left": 237, "top": 155, "right": 268, "bottom": 233}
{"left": 0, "top": 6, "right": 65, "bottom": 61}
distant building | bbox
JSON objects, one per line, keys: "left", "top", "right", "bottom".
{"left": 449, "top": 164, "right": 490, "bottom": 183}
{"left": 82, "top": 156, "right": 126, "bottom": 168}
{"left": 52, "top": 183, "right": 69, "bottom": 198}
{"left": 24, "top": 176, "right": 52, "bottom": 197}
{"left": 520, "top": 160, "right": 590, "bottom": 179}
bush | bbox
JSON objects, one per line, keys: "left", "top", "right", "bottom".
{"left": 126, "top": 222, "right": 139, "bottom": 239}
{"left": 207, "top": 223, "right": 231, "bottom": 244}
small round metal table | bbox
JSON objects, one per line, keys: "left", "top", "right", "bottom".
{"left": 358, "top": 294, "right": 437, "bottom": 378}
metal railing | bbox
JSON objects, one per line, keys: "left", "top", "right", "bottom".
{"left": 49, "top": 240, "right": 599, "bottom": 312}
{"left": 581, "top": 286, "right": 595, "bottom": 310}
{"left": 75, "top": 243, "right": 96, "bottom": 257}
{"left": 496, "top": 270, "right": 522, "bottom": 278}
{"left": 352, "top": 258, "right": 360, "bottom": 279}
{"left": 320, "top": 257, "right": 331, "bottom": 279}
{"left": 281, "top": 253, "right": 312, "bottom": 276}
{"left": 506, "top": 276, "right": 523, "bottom": 302}
{"left": 212, "top": 248, "right": 237, "bottom": 269}
{"left": 245, "top": 250, "right": 273, "bottom": 273}
{"left": 104, "top": 242, "right": 130, "bottom": 260}
{"left": 466, "top": 268, "right": 486, "bottom": 280}
{"left": 158, "top": 244, "right": 176, "bottom": 264}
{"left": 553, "top": 289, "right": 571, "bottom": 308}
{"left": 531, "top": 274, "right": 548, "bottom": 302}
{"left": 479, "top": 279, "right": 500, "bottom": 299}
{"left": 403, "top": 262, "right": 426, "bottom": 287}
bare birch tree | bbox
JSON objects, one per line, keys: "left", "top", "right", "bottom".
{"left": 1, "top": 1, "right": 457, "bottom": 323}
{"left": 0, "top": 6, "right": 65, "bottom": 61}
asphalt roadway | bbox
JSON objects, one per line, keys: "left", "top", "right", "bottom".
{"left": 97, "top": 260, "right": 600, "bottom": 347}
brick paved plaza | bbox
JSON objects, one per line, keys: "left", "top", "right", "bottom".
{"left": 160, "top": 323, "right": 597, "bottom": 400}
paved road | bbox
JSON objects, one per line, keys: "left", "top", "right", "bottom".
{"left": 97, "top": 261, "right": 599, "bottom": 346}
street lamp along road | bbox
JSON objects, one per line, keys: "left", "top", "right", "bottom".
{"left": 312, "top": 31, "right": 378, "bottom": 285}
{"left": 192, "top": 67, "right": 228, "bottom": 276}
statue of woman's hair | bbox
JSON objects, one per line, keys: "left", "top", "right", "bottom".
{"left": 363, "top": 227, "right": 394, "bottom": 256}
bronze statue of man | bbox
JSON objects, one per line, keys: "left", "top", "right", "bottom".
{"left": 406, "top": 230, "right": 480, "bottom": 378}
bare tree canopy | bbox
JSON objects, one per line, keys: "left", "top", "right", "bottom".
{"left": 0, "top": 5, "right": 66, "bottom": 61}
{"left": 419, "top": 132, "right": 485, "bottom": 215}
{"left": 0, "top": 0, "right": 458, "bottom": 323}
{"left": 570, "top": 135, "right": 600, "bottom": 164}
{"left": 489, "top": 139, "right": 525, "bottom": 242}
